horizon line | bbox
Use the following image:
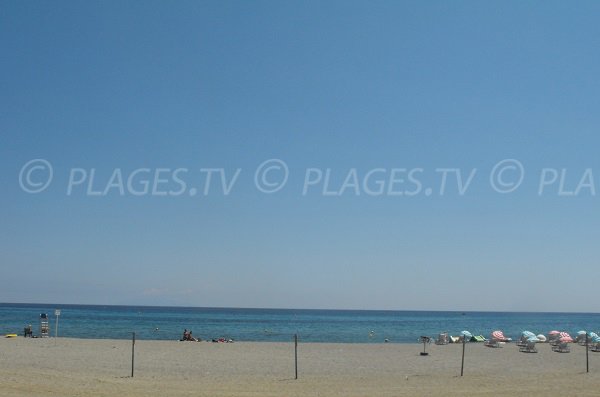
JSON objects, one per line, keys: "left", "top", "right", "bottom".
{"left": 2, "top": 301, "right": 599, "bottom": 315}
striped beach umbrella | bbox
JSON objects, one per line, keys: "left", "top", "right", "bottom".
{"left": 559, "top": 332, "right": 573, "bottom": 343}
{"left": 592, "top": 336, "right": 600, "bottom": 343}
{"left": 491, "top": 330, "right": 505, "bottom": 340}
{"left": 522, "top": 331, "right": 536, "bottom": 338}
{"left": 590, "top": 332, "right": 598, "bottom": 339}
{"left": 461, "top": 330, "right": 473, "bottom": 339}
{"left": 548, "top": 330, "right": 560, "bottom": 341}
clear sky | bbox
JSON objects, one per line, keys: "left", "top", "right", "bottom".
{"left": 2, "top": 1, "right": 600, "bottom": 311}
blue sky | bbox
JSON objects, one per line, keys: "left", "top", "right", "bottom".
{"left": 2, "top": 1, "right": 600, "bottom": 311}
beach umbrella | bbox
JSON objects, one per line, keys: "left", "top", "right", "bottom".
{"left": 461, "top": 330, "right": 472, "bottom": 339}
{"left": 592, "top": 336, "right": 600, "bottom": 343}
{"left": 559, "top": 332, "right": 573, "bottom": 343}
{"left": 537, "top": 334, "right": 547, "bottom": 342}
{"left": 491, "top": 330, "right": 505, "bottom": 340}
{"left": 548, "top": 330, "right": 560, "bottom": 341}
{"left": 578, "top": 330, "right": 587, "bottom": 335}
{"left": 527, "top": 336, "right": 540, "bottom": 342}
{"left": 522, "top": 331, "right": 536, "bottom": 338}
{"left": 590, "top": 332, "right": 598, "bottom": 339}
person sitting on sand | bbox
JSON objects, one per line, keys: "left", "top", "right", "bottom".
{"left": 188, "top": 331, "right": 198, "bottom": 342}
{"left": 181, "top": 329, "right": 190, "bottom": 341}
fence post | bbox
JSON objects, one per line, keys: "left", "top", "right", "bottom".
{"left": 294, "top": 333, "right": 298, "bottom": 380}
{"left": 131, "top": 332, "right": 136, "bottom": 377}
{"left": 460, "top": 337, "right": 465, "bottom": 376}
{"left": 586, "top": 332, "right": 589, "bottom": 373}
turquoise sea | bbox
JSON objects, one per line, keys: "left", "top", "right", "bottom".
{"left": 1, "top": 303, "right": 599, "bottom": 343}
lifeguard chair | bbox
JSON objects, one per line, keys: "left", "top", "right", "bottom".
{"left": 40, "top": 313, "right": 49, "bottom": 337}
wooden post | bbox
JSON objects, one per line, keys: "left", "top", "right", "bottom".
{"left": 131, "top": 332, "right": 136, "bottom": 377}
{"left": 460, "top": 337, "right": 465, "bottom": 376}
{"left": 294, "top": 333, "right": 298, "bottom": 380}
{"left": 586, "top": 332, "right": 589, "bottom": 373}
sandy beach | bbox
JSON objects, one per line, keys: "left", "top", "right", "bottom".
{"left": 1, "top": 337, "right": 600, "bottom": 396}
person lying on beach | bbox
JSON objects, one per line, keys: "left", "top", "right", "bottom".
{"left": 211, "top": 338, "right": 234, "bottom": 343}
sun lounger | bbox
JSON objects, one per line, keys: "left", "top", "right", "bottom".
{"left": 552, "top": 342, "right": 570, "bottom": 353}
{"left": 519, "top": 341, "right": 537, "bottom": 353}
{"left": 471, "top": 335, "right": 486, "bottom": 343}
{"left": 484, "top": 339, "right": 501, "bottom": 348}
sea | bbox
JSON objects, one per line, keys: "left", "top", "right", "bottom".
{"left": 2, "top": 303, "right": 599, "bottom": 343}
